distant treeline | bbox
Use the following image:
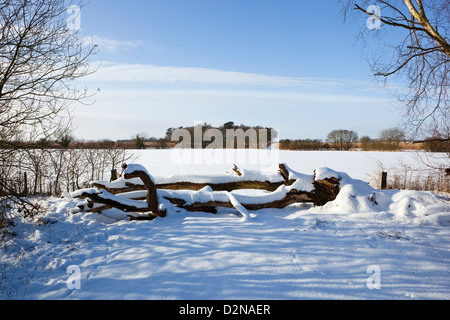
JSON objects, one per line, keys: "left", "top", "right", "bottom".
{"left": 279, "top": 138, "right": 449, "bottom": 152}
{"left": 281, "top": 128, "right": 449, "bottom": 152}
{"left": 279, "top": 139, "right": 329, "bottom": 150}
{"left": 280, "top": 137, "right": 449, "bottom": 152}
{"left": 7, "top": 124, "right": 447, "bottom": 152}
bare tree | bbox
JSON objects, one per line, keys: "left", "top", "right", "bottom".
{"left": 340, "top": 0, "right": 449, "bottom": 140}
{"left": 326, "top": 129, "right": 359, "bottom": 150}
{"left": 0, "top": 0, "right": 97, "bottom": 216}
{"left": 379, "top": 127, "right": 406, "bottom": 149}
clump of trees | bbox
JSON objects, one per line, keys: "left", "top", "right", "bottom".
{"left": 279, "top": 139, "right": 327, "bottom": 150}
{"left": 133, "top": 134, "right": 147, "bottom": 150}
{"left": 421, "top": 138, "right": 450, "bottom": 153}
{"left": 279, "top": 128, "right": 413, "bottom": 151}
{"left": 360, "top": 128, "right": 407, "bottom": 151}
{"left": 326, "top": 130, "right": 359, "bottom": 151}
{"left": 165, "top": 122, "right": 275, "bottom": 149}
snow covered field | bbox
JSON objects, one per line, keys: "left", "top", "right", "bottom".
{"left": 1, "top": 150, "right": 449, "bottom": 300}
{"left": 137, "top": 149, "right": 448, "bottom": 188}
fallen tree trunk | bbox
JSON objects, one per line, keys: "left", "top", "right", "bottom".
{"left": 73, "top": 164, "right": 165, "bottom": 219}
{"left": 91, "top": 164, "right": 295, "bottom": 194}
{"left": 70, "top": 163, "right": 341, "bottom": 221}
{"left": 77, "top": 190, "right": 155, "bottom": 214}
{"left": 93, "top": 179, "right": 290, "bottom": 193}
{"left": 176, "top": 191, "right": 314, "bottom": 213}
{"left": 158, "top": 180, "right": 288, "bottom": 192}
{"left": 161, "top": 180, "right": 337, "bottom": 213}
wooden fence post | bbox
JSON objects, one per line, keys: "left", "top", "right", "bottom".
{"left": 23, "top": 172, "right": 28, "bottom": 196}
{"left": 380, "top": 172, "right": 387, "bottom": 190}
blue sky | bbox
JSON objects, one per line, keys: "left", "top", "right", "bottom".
{"left": 72, "top": 0, "right": 402, "bottom": 141}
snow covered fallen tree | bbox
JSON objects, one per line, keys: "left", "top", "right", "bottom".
{"left": 66, "top": 163, "right": 341, "bottom": 221}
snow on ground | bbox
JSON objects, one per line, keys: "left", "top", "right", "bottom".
{"left": 137, "top": 149, "right": 448, "bottom": 187}
{"left": 1, "top": 150, "right": 449, "bottom": 300}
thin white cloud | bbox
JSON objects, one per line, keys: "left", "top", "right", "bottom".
{"left": 84, "top": 63, "right": 381, "bottom": 92}
{"left": 92, "top": 88, "right": 391, "bottom": 106}
{"left": 85, "top": 35, "right": 144, "bottom": 52}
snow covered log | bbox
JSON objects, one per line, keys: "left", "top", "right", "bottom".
{"left": 122, "top": 163, "right": 162, "bottom": 217}
{"left": 174, "top": 192, "right": 314, "bottom": 213}
{"left": 71, "top": 164, "right": 165, "bottom": 219}
{"left": 160, "top": 180, "right": 338, "bottom": 213}
{"left": 157, "top": 164, "right": 340, "bottom": 213}
{"left": 91, "top": 164, "right": 296, "bottom": 193}
{"left": 91, "top": 178, "right": 290, "bottom": 193}
{"left": 311, "top": 177, "right": 340, "bottom": 206}
{"left": 70, "top": 163, "right": 341, "bottom": 220}
{"left": 74, "top": 189, "right": 156, "bottom": 214}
